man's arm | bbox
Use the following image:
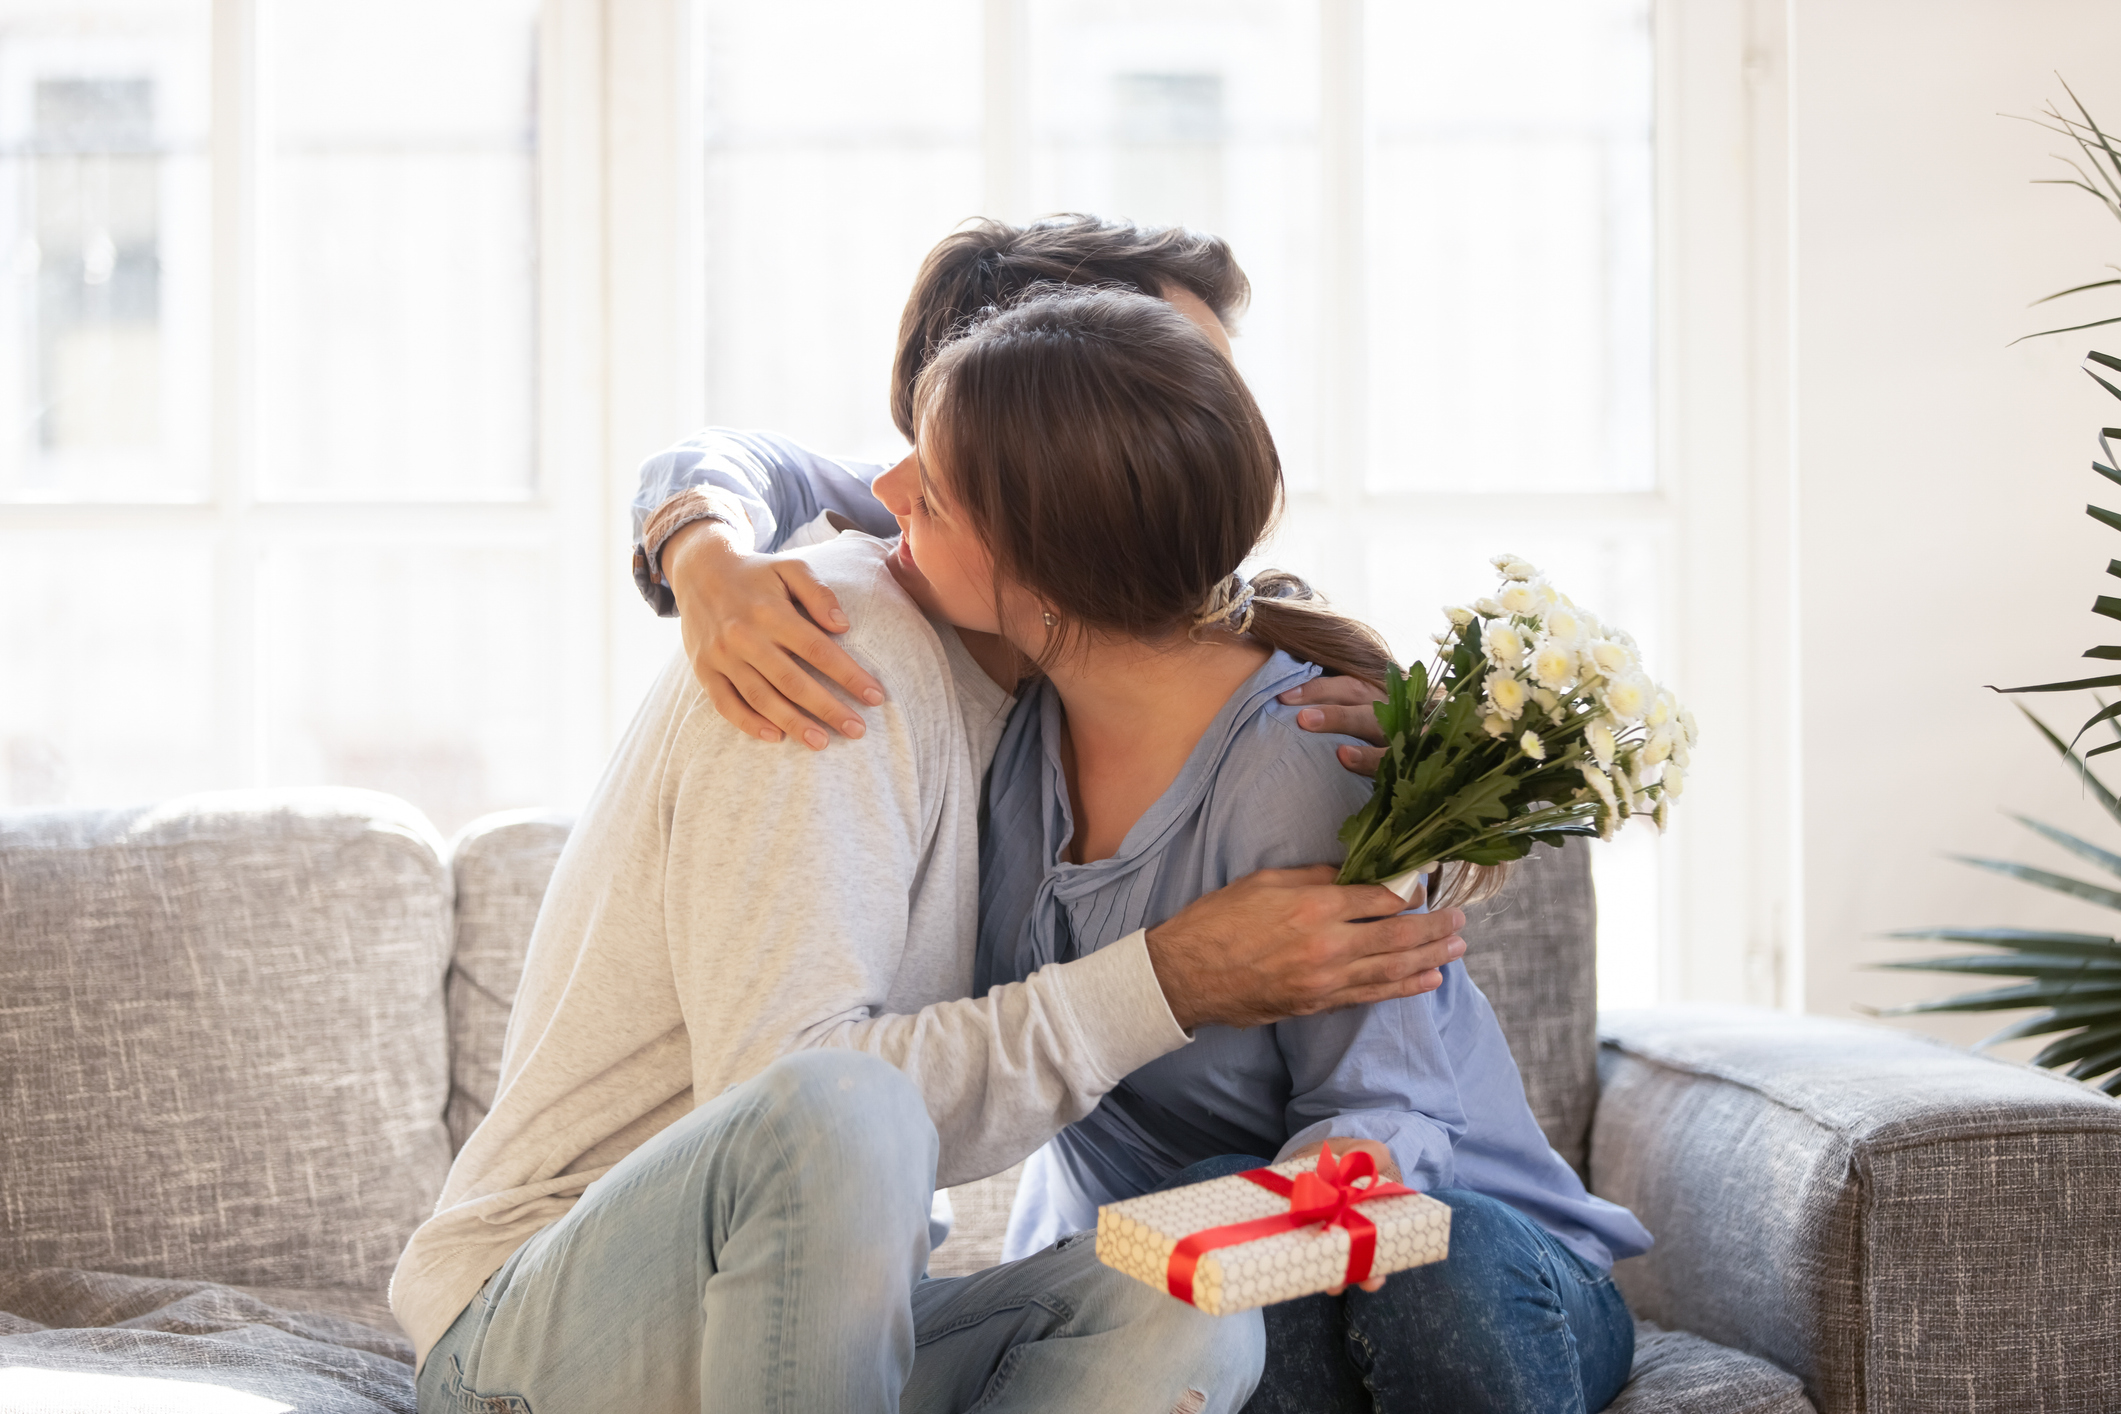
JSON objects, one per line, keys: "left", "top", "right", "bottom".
{"left": 631, "top": 427, "right": 899, "bottom": 613}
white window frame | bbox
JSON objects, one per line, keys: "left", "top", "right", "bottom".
{"left": 1, "top": 0, "right": 1799, "bottom": 1009}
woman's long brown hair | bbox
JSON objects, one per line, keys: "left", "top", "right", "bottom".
{"left": 912, "top": 284, "right": 1393, "bottom": 688}
{"left": 915, "top": 284, "right": 1513, "bottom": 910}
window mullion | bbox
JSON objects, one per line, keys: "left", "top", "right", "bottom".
{"left": 1317, "top": 0, "right": 1367, "bottom": 620}
{"left": 210, "top": 0, "right": 261, "bottom": 786}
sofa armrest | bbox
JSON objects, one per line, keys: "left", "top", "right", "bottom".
{"left": 1592, "top": 1006, "right": 2121, "bottom": 1414}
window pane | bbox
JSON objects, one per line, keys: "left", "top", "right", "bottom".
{"left": 700, "top": 0, "right": 982, "bottom": 466}
{"left": 0, "top": 0, "right": 211, "bottom": 502}
{"left": 1364, "top": 0, "right": 1653, "bottom": 493}
{"left": 0, "top": 537, "right": 216, "bottom": 805}
{"left": 258, "top": 0, "right": 537, "bottom": 501}
{"left": 260, "top": 544, "right": 562, "bottom": 836}
{"left": 1023, "top": 0, "right": 1322, "bottom": 489}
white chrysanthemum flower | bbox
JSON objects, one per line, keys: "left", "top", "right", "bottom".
{"left": 1543, "top": 604, "right": 1589, "bottom": 646}
{"left": 1640, "top": 731, "right": 1672, "bottom": 768}
{"left": 1483, "top": 713, "right": 1510, "bottom": 738}
{"left": 1474, "top": 596, "right": 1506, "bottom": 618}
{"left": 1483, "top": 620, "right": 1529, "bottom": 669}
{"left": 1550, "top": 705, "right": 1568, "bottom": 725}
{"left": 1529, "top": 639, "right": 1576, "bottom": 691}
{"left": 1653, "top": 796, "right": 1671, "bottom": 830}
{"left": 1491, "top": 553, "right": 1541, "bottom": 581}
{"left": 1497, "top": 579, "right": 1542, "bottom": 616}
{"left": 1531, "top": 686, "right": 1559, "bottom": 711}
{"left": 1485, "top": 670, "right": 1529, "bottom": 719}
{"left": 1598, "top": 807, "right": 1619, "bottom": 842}
{"left": 1680, "top": 707, "right": 1700, "bottom": 746}
{"left": 1520, "top": 729, "right": 1547, "bottom": 761}
{"left": 1588, "top": 638, "right": 1635, "bottom": 677}
{"left": 1661, "top": 763, "right": 1686, "bottom": 798}
{"left": 1581, "top": 762, "right": 1618, "bottom": 809}
{"left": 1534, "top": 581, "right": 1561, "bottom": 612}
{"left": 1602, "top": 671, "right": 1653, "bottom": 723}
{"left": 1610, "top": 762, "right": 1636, "bottom": 816}
{"left": 1673, "top": 737, "right": 1691, "bottom": 769}
{"left": 1444, "top": 605, "right": 1476, "bottom": 628}
{"left": 1646, "top": 692, "right": 1673, "bottom": 730}
{"left": 1429, "top": 630, "right": 1451, "bottom": 645}
{"left": 1586, "top": 718, "right": 1617, "bottom": 768}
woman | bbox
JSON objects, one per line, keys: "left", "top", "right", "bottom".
{"left": 879, "top": 283, "right": 1652, "bottom": 1413}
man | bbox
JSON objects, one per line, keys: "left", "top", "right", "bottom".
{"left": 391, "top": 217, "right": 1456, "bottom": 1413}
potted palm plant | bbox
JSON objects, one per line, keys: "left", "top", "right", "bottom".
{"left": 1885, "top": 85, "right": 2121, "bottom": 1094}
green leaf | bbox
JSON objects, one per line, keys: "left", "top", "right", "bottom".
{"left": 2011, "top": 814, "right": 2121, "bottom": 878}
{"left": 1882, "top": 979, "right": 2121, "bottom": 1014}
{"left": 2084, "top": 647, "right": 2121, "bottom": 659}
{"left": 2017, "top": 706, "right": 2121, "bottom": 830}
{"left": 2013, "top": 314, "right": 2121, "bottom": 344}
{"left": 1883, "top": 925, "right": 2121, "bottom": 959}
{"left": 2032, "top": 1022, "right": 2121, "bottom": 1069}
{"left": 1993, "top": 671, "right": 2121, "bottom": 693}
{"left": 1950, "top": 855, "right": 2121, "bottom": 911}
{"left": 2033, "top": 277, "right": 2121, "bottom": 305}
{"left": 1874, "top": 955, "right": 2121, "bottom": 979}
{"left": 2099, "top": 594, "right": 2121, "bottom": 620}
{"left": 1978, "top": 1002, "right": 2121, "bottom": 1047}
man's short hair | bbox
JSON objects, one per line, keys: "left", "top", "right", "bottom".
{"left": 889, "top": 214, "right": 1251, "bottom": 441}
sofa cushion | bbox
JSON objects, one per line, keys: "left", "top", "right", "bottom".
{"left": 0, "top": 790, "right": 454, "bottom": 1294}
{"left": 444, "top": 810, "right": 573, "bottom": 1153}
{"left": 1458, "top": 839, "right": 1598, "bottom": 1174}
{"left": 1611, "top": 1322, "right": 1815, "bottom": 1412}
{"left": 0, "top": 1268, "right": 412, "bottom": 1413}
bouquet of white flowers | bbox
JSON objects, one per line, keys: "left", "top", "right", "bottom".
{"left": 1337, "top": 554, "right": 1697, "bottom": 905}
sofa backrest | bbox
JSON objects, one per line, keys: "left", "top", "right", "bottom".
{"left": 445, "top": 810, "right": 573, "bottom": 1153}
{"left": 445, "top": 816, "right": 1601, "bottom": 1173}
{"left": 0, "top": 790, "right": 456, "bottom": 1295}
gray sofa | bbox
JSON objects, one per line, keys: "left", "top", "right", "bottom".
{"left": 3, "top": 789, "right": 2117, "bottom": 1412}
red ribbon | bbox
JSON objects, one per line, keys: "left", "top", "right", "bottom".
{"left": 1164, "top": 1143, "right": 1416, "bottom": 1304}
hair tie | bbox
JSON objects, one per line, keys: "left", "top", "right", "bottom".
{"left": 1193, "top": 573, "right": 1257, "bottom": 637}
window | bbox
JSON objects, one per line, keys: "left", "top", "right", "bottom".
{"left": 6, "top": 0, "right": 1772, "bottom": 1008}
{"left": 0, "top": 0, "right": 578, "bottom": 838}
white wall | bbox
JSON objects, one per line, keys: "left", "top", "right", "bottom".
{"left": 1789, "top": 0, "right": 2121, "bottom": 1044}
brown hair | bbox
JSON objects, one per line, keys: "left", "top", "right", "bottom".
{"left": 918, "top": 284, "right": 1512, "bottom": 909}
{"left": 913, "top": 284, "right": 1393, "bottom": 688}
{"left": 889, "top": 215, "right": 1250, "bottom": 442}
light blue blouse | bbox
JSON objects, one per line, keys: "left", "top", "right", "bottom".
{"left": 977, "top": 651, "right": 1653, "bottom": 1270}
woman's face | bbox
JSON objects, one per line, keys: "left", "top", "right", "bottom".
{"left": 872, "top": 426, "right": 1022, "bottom": 639}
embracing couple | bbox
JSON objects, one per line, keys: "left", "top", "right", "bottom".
{"left": 389, "top": 217, "right": 1650, "bottom": 1414}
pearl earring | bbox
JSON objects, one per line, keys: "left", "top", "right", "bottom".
{"left": 1042, "top": 610, "right": 1057, "bottom": 627}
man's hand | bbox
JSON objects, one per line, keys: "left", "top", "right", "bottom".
{"left": 1283, "top": 1137, "right": 1401, "bottom": 1293}
{"left": 1144, "top": 866, "right": 1463, "bottom": 1032}
{"left": 662, "top": 519, "right": 886, "bottom": 749}
{"left": 1280, "top": 677, "right": 1388, "bottom": 777}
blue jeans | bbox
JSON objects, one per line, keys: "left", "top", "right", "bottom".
{"left": 418, "top": 1051, "right": 1262, "bottom": 1414}
{"left": 1157, "top": 1157, "right": 1634, "bottom": 1414}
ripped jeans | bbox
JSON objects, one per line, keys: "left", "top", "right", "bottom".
{"left": 417, "top": 1051, "right": 1263, "bottom": 1414}
{"left": 1158, "top": 1157, "right": 1634, "bottom": 1414}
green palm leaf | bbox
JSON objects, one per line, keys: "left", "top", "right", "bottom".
{"left": 2010, "top": 814, "right": 2121, "bottom": 879}
{"left": 1882, "top": 979, "right": 2121, "bottom": 1016}
{"left": 1874, "top": 955, "right": 2121, "bottom": 979}
{"left": 1884, "top": 925, "right": 2121, "bottom": 956}
{"left": 1947, "top": 855, "right": 2121, "bottom": 911}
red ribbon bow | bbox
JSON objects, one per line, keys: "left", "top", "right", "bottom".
{"left": 1165, "top": 1143, "right": 1416, "bottom": 1304}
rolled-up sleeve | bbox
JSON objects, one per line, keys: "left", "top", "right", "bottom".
{"left": 630, "top": 428, "right": 899, "bottom": 613}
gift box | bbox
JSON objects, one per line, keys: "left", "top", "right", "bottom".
{"left": 1096, "top": 1145, "right": 1452, "bottom": 1316}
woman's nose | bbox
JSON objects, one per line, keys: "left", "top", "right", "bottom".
{"left": 874, "top": 450, "right": 918, "bottom": 514}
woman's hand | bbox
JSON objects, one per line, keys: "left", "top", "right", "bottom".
{"left": 1279, "top": 677, "right": 1388, "bottom": 777}
{"left": 1282, "top": 1137, "right": 1401, "bottom": 1294}
{"left": 662, "top": 519, "right": 887, "bottom": 749}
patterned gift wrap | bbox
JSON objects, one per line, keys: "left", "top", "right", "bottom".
{"left": 1095, "top": 1151, "right": 1452, "bottom": 1316}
